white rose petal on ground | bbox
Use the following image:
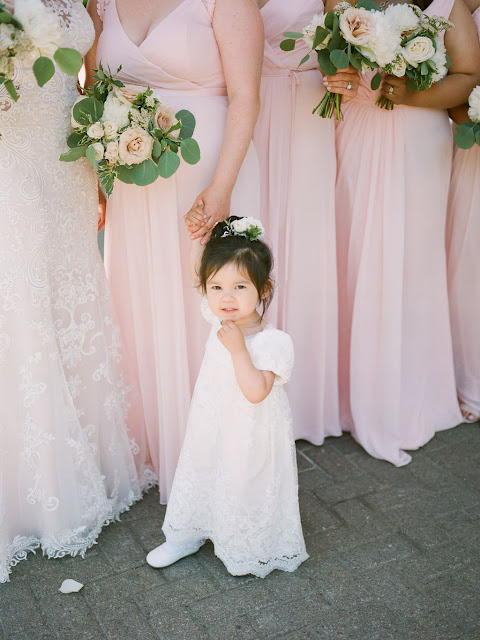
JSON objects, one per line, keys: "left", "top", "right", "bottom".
{"left": 59, "top": 579, "right": 84, "bottom": 594}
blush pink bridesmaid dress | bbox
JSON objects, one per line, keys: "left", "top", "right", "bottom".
{"left": 335, "top": 0, "right": 462, "bottom": 466}
{"left": 254, "top": 0, "right": 341, "bottom": 444}
{"left": 96, "top": 0, "right": 260, "bottom": 503}
{"left": 446, "top": 7, "right": 480, "bottom": 420}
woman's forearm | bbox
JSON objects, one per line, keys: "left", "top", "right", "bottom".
{"left": 210, "top": 92, "right": 260, "bottom": 193}
{"left": 407, "top": 72, "right": 480, "bottom": 110}
{"left": 449, "top": 103, "right": 471, "bottom": 124}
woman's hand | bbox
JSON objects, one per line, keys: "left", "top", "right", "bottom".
{"left": 380, "top": 75, "right": 415, "bottom": 106}
{"left": 98, "top": 188, "right": 106, "bottom": 232}
{"left": 188, "top": 183, "right": 232, "bottom": 244}
{"left": 323, "top": 65, "right": 360, "bottom": 100}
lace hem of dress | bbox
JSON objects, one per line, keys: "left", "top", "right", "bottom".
{"left": 0, "top": 491, "right": 139, "bottom": 583}
{"left": 202, "top": 0, "right": 215, "bottom": 19}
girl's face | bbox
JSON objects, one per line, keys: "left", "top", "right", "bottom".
{"left": 206, "top": 262, "right": 261, "bottom": 326}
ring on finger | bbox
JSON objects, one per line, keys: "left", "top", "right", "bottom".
{"left": 388, "top": 86, "right": 394, "bottom": 95}
{"left": 346, "top": 81, "right": 352, "bottom": 90}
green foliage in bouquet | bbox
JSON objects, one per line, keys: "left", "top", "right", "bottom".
{"left": 60, "top": 64, "right": 201, "bottom": 196}
{"left": 454, "top": 120, "right": 480, "bottom": 149}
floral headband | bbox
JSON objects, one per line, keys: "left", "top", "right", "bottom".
{"left": 221, "top": 217, "right": 265, "bottom": 242}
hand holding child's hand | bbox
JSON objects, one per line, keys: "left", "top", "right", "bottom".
{"left": 217, "top": 321, "right": 246, "bottom": 355}
{"left": 184, "top": 202, "right": 206, "bottom": 234}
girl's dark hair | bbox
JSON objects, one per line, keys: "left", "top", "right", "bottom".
{"left": 199, "top": 217, "right": 274, "bottom": 316}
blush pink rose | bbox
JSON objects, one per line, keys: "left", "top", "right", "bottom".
{"left": 154, "top": 104, "right": 180, "bottom": 138}
{"left": 118, "top": 127, "right": 154, "bottom": 165}
{"left": 339, "top": 8, "right": 376, "bottom": 46}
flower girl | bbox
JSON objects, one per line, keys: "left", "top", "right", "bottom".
{"left": 146, "top": 217, "right": 308, "bottom": 578}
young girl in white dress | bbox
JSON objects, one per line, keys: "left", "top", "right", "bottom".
{"left": 146, "top": 217, "right": 308, "bottom": 578}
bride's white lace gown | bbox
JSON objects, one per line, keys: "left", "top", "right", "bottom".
{"left": 0, "top": 0, "right": 150, "bottom": 583}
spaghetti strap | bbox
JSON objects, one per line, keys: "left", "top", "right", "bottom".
{"left": 425, "top": 0, "right": 456, "bottom": 19}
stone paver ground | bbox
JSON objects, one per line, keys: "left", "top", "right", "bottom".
{"left": 1, "top": 424, "right": 480, "bottom": 640}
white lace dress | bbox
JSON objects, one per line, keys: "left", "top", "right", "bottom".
{"left": 162, "top": 299, "right": 308, "bottom": 578}
{"left": 0, "top": 0, "right": 151, "bottom": 583}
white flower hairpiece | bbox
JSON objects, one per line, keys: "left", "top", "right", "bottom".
{"left": 221, "top": 217, "right": 265, "bottom": 242}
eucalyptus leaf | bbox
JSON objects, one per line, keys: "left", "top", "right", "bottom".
{"left": 116, "top": 165, "right": 134, "bottom": 184}
{"left": 180, "top": 138, "right": 200, "bottom": 165}
{"left": 152, "top": 138, "right": 162, "bottom": 159}
{"left": 420, "top": 61, "right": 429, "bottom": 76}
{"left": 59, "top": 146, "right": 88, "bottom": 162}
{"left": 168, "top": 140, "right": 179, "bottom": 153}
{"left": 67, "top": 131, "right": 84, "bottom": 148}
{"left": 324, "top": 11, "right": 335, "bottom": 30}
{"left": 454, "top": 124, "right": 476, "bottom": 149}
{"left": 283, "top": 32, "right": 303, "bottom": 39}
{"left": 128, "top": 159, "right": 159, "bottom": 186}
{"left": 157, "top": 149, "right": 180, "bottom": 179}
{"left": 475, "top": 126, "right": 480, "bottom": 146}
{"left": 358, "top": 0, "right": 381, "bottom": 10}
{"left": 176, "top": 109, "right": 196, "bottom": 139}
{"left": 313, "top": 26, "right": 330, "bottom": 50}
{"left": 317, "top": 49, "right": 337, "bottom": 76}
{"left": 54, "top": 48, "right": 83, "bottom": 76}
{"left": 280, "top": 39, "right": 296, "bottom": 52}
{"left": 4, "top": 79, "right": 17, "bottom": 101}
{"left": 330, "top": 49, "right": 349, "bottom": 70}
{"left": 299, "top": 53, "right": 311, "bottom": 67}
{"left": 73, "top": 96, "right": 104, "bottom": 126}
{"left": 86, "top": 144, "right": 98, "bottom": 169}
{"left": 370, "top": 72, "right": 382, "bottom": 91}
{"left": 33, "top": 57, "right": 55, "bottom": 87}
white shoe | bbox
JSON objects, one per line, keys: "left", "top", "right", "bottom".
{"left": 146, "top": 541, "right": 203, "bottom": 568}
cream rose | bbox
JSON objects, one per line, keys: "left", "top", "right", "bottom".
{"left": 402, "top": 36, "right": 435, "bottom": 67}
{"left": 91, "top": 143, "right": 104, "bottom": 162}
{"left": 154, "top": 104, "right": 180, "bottom": 138}
{"left": 339, "top": 8, "right": 376, "bottom": 46}
{"left": 105, "top": 141, "right": 120, "bottom": 163}
{"left": 112, "top": 84, "right": 146, "bottom": 106}
{"left": 389, "top": 54, "right": 407, "bottom": 78}
{"left": 118, "top": 127, "right": 154, "bottom": 165}
{"left": 303, "top": 14, "right": 330, "bottom": 51}
{"left": 87, "top": 122, "right": 104, "bottom": 139}
{"left": 103, "top": 121, "right": 118, "bottom": 139}
{"left": 468, "top": 86, "right": 480, "bottom": 123}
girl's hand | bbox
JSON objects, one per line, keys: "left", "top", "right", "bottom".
{"left": 184, "top": 205, "right": 206, "bottom": 234}
{"left": 188, "top": 183, "right": 232, "bottom": 245}
{"left": 323, "top": 65, "right": 360, "bottom": 100}
{"left": 380, "top": 75, "right": 414, "bottom": 106}
{"left": 217, "top": 320, "right": 247, "bottom": 355}
{"left": 98, "top": 188, "right": 106, "bottom": 232}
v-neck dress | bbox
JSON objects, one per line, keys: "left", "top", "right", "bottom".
{"left": 253, "top": 0, "right": 341, "bottom": 444}
{"left": 96, "top": 0, "right": 260, "bottom": 503}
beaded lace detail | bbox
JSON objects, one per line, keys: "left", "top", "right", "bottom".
{"left": 202, "top": 0, "right": 215, "bottom": 18}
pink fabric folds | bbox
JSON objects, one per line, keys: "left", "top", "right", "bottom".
{"left": 335, "top": 0, "right": 461, "bottom": 465}
{"left": 446, "top": 7, "right": 480, "bottom": 415}
{"left": 97, "top": 0, "right": 260, "bottom": 503}
{"left": 254, "top": 0, "right": 341, "bottom": 444}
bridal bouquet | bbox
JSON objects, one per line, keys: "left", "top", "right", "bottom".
{"left": 378, "top": 4, "right": 452, "bottom": 109}
{"left": 61, "top": 64, "right": 200, "bottom": 196}
{"left": 280, "top": 0, "right": 401, "bottom": 120}
{"left": 0, "top": 0, "right": 83, "bottom": 102}
{"left": 453, "top": 86, "right": 480, "bottom": 149}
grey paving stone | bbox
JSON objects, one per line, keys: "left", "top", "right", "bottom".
{"left": 404, "top": 452, "right": 467, "bottom": 491}
{"left": 298, "top": 468, "right": 335, "bottom": 492}
{"left": 128, "top": 517, "right": 165, "bottom": 553}
{"left": 96, "top": 522, "right": 147, "bottom": 572}
{"left": 313, "top": 475, "right": 388, "bottom": 506}
{"left": 4, "top": 625, "right": 56, "bottom": 640}
{"left": 41, "top": 593, "right": 104, "bottom": 640}
{"left": 435, "top": 423, "right": 480, "bottom": 445}
{"left": 425, "top": 442, "right": 480, "bottom": 471}
{"left": 299, "top": 492, "right": 343, "bottom": 535}
{"left": 205, "top": 616, "right": 261, "bottom": 640}
{"left": 133, "top": 572, "right": 219, "bottom": 611}
{"left": 304, "top": 446, "right": 363, "bottom": 481}
{"left": 189, "top": 582, "right": 277, "bottom": 625}
{"left": 424, "top": 485, "right": 480, "bottom": 518}
{"left": 314, "top": 567, "right": 374, "bottom": 611}
{"left": 362, "top": 481, "right": 435, "bottom": 512}
{"left": 248, "top": 593, "right": 332, "bottom": 639}
{"left": 296, "top": 440, "right": 315, "bottom": 453}
{"left": 262, "top": 571, "right": 316, "bottom": 603}
{"left": 144, "top": 603, "right": 209, "bottom": 640}
{"left": 390, "top": 541, "right": 474, "bottom": 585}
{"left": 297, "top": 450, "right": 316, "bottom": 472}
{"left": 196, "top": 542, "right": 258, "bottom": 590}
{"left": 436, "top": 512, "right": 480, "bottom": 550}
{"left": 328, "top": 435, "right": 365, "bottom": 457}
{"left": 303, "top": 527, "right": 365, "bottom": 558}
{"left": 383, "top": 505, "right": 453, "bottom": 549}
{"left": 420, "top": 574, "right": 480, "bottom": 635}
{"left": 338, "top": 534, "right": 417, "bottom": 572}
{"left": 273, "top": 629, "right": 320, "bottom": 640}
{"left": 119, "top": 488, "right": 166, "bottom": 523}
{"left": 82, "top": 565, "right": 165, "bottom": 606}
{"left": 91, "top": 600, "right": 157, "bottom": 640}
{"left": 349, "top": 455, "right": 414, "bottom": 485}
{"left": 333, "top": 499, "right": 396, "bottom": 540}
{"left": 0, "top": 580, "right": 45, "bottom": 633}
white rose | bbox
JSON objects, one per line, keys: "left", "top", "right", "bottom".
{"left": 91, "top": 143, "right": 104, "bottom": 162}
{"left": 154, "top": 104, "right": 180, "bottom": 137}
{"left": 384, "top": 4, "right": 420, "bottom": 34}
{"left": 468, "top": 86, "right": 480, "bottom": 124}
{"left": 430, "top": 38, "right": 448, "bottom": 82}
{"left": 389, "top": 54, "right": 407, "bottom": 78}
{"left": 112, "top": 84, "right": 146, "bottom": 106}
{"left": 14, "top": 0, "right": 65, "bottom": 58}
{"left": 402, "top": 36, "right": 435, "bottom": 67}
{"left": 103, "top": 121, "right": 118, "bottom": 139}
{"left": 118, "top": 127, "right": 154, "bottom": 165}
{"left": 71, "top": 96, "right": 88, "bottom": 129}
{"left": 105, "top": 141, "right": 120, "bottom": 163}
{"left": 357, "top": 12, "right": 401, "bottom": 68}
{"left": 87, "top": 122, "right": 104, "bottom": 139}
{"left": 102, "top": 92, "right": 131, "bottom": 129}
